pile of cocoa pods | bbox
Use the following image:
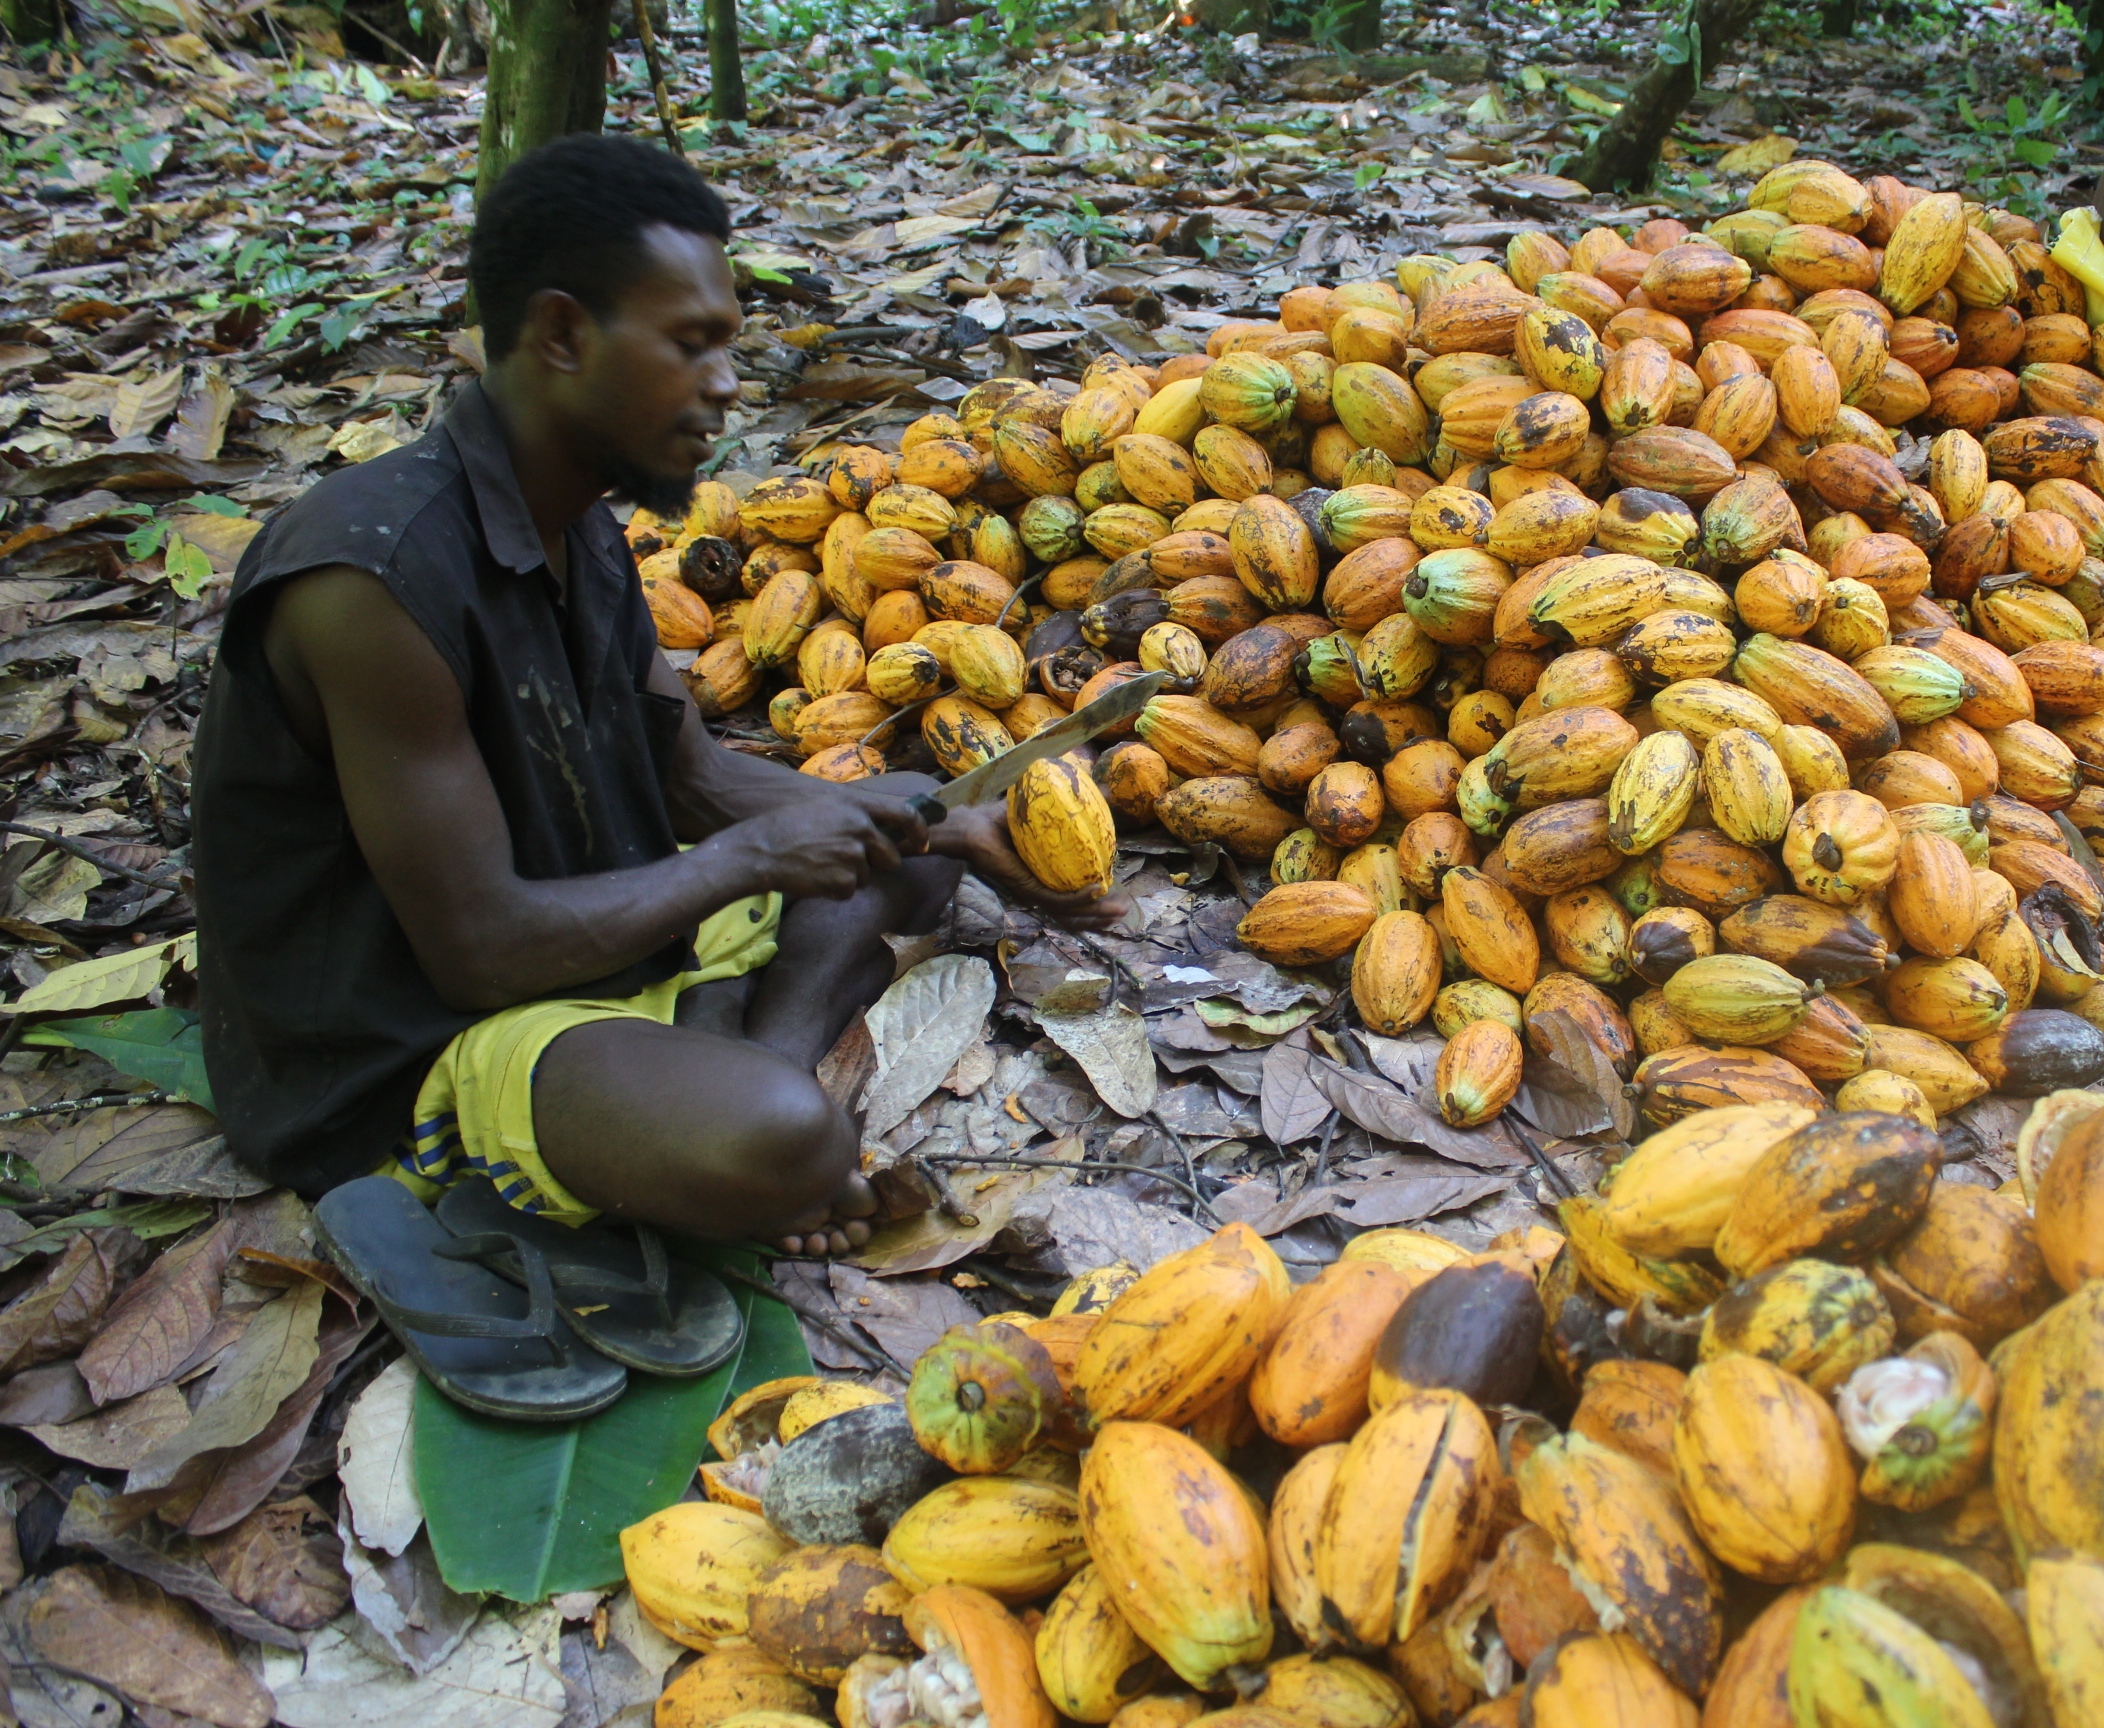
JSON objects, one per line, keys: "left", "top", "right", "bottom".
{"left": 615, "top": 160, "right": 2104, "bottom": 1728}
{"left": 624, "top": 1166, "right": 2100, "bottom": 1728}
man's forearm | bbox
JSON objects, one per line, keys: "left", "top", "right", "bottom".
{"left": 665, "top": 729, "right": 815, "bottom": 838}
{"left": 425, "top": 829, "right": 770, "bottom": 1011}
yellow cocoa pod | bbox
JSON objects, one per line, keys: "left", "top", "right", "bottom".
{"left": 902, "top": 1584, "right": 1059, "bottom": 1728}
{"left": 1702, "top": 727, "right": 1794, "bottom": 847}
{"left": 1670, "top": 1354, "right": 1856, "bottom": 1583}
{"left": 1192, "top": 425, "right": 1273, "bottom": 501}
{"left": 1608, "top": 729, "right": 1700, "bottom": 856}
{"left": 1433, "top": 1019, "right": 1523, "bottom": 1127}
{"left": 1522, "top": 1632, "right": 1698, "bottom": 1728}
{"left": 1600, "top": 1102, "right": 1822, "bottom": 1258}
{"left": 2028, "top": 1554, "right": 2104, "bottom": 1728}
{"left": 1006, "top": 754, "right": 1116, "bottom": 899}
{"left": 620, "top": 1501, "right": 795, "bottom": 1649}
{"left": 1253, "top": 1654, "right": 1411, "bottom": 1728}
{"left": 923, "top": 695, "right": 1014, "bottom": 777}
{"left": 687, "top": 637, "right": 763, "bottom": 717}
{"left": 881, "top": 1476, "right": 1087, "bottom": 1602}
{"left": 951, "top": 624, "right": 1028, "bottom": 710}
{"left": 1074, "top": 1223, "right": 1290, "bottom": 1430}
{"left": 1515, "top": 1430, "right": 1724, "bottom": 1697}
{"left": 744, "top": 568, "right": 825, "bottom": 668}
{"left": 1351, "top": 909, "right": 1443, "bottom": 1035}
{"left": 866, "top": 641, "right": 942, "bottom": 706}
{"left": 1315, "top": 1386, "right": 1501, "bottom": 1648}
{"left": 741, "top": 474, "right": 841, "bottom": 544}
{"left": 1078, "top": 1422, "right": 1273, "bottom": 1690}
{"left": 1034, "top": 1565, "right": 1165, "bottom": 1723}
{"left": 1713, "top": 1111, "right": 1943, "bottom": 1279}
{"left": 1663, "top": 953, "right": 1815, "bottom": 1045}
{"left": 1268, "top": 1442, "right": 1347, "bottom": 1649}
{"left": 1993, "top": 1276, "right": 2104, "bottom": 1564}
{"left": 655, "top": 1646, "right": 820, "bottom": 1728}
{"left": 797, "top": 624, "right": 866, "bottom": 698}
{"left": 1700, "top": 1257, "right": 1895, "bottom": 1393}
{"left": 1229, "top": 494, "right": 1320, "bottom": 610}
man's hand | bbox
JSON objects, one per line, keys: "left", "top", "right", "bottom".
{"left": 720, "top": 794, "right": 930, "bottom": 901}
{"left": 930, "top": 804, "right": 1132, "bottom": 931}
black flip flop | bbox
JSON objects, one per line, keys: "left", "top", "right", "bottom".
{"left": 433, "top": 1178, "right": 745, "bottom": 1378}
{"left": 315, "top": 1177, "right": 628, "bottom": 1421}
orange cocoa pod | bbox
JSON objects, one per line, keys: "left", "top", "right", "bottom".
{"left": 1249, "top": 1261, "right": 1418, "bottom": 1448}
{"left": 1442, "top": 865, "right": 1540, "bottom": 995}
{"left": 1353, "top": 909, "right": 1445, "bottom": 1036}
{"left": 1571, "top": 1358, "right": 1687, "bottom": 1479}
{"left": 1237, "top": 880, "right": 1379, "bottom": 965}
{"left": 1305, "top": 760, "right": 1385, "bottom": 847}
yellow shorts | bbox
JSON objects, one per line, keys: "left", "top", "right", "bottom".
{"left": 381, "top": 892, "right": 782, "bottom": 1226}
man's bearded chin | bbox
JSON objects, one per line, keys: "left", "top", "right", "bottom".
{"left": 604, "top": 454, "right": 701, "bottom": 520}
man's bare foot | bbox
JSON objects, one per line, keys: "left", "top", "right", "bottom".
{"left": 776, "top": 1170, "right": 879, "bottom": 1257}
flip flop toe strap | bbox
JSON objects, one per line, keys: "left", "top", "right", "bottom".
{"left": 450, "top": 1222, "right": 678, "bottom": 1328}
{"left": 406, "top": 1231, "right": 570, "bottom": 1365}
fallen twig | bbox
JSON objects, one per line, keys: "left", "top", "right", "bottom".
{"left": 0, "top": 1090, "right": 176, "bottom": 1125}
{"left": 718, "top": 1262, "right": 910, "bottom": 1377}
{"left": 0, "top": 822, "right": 172, "bottom": 890}
{"left": 915, "top": 1151, "right": 1219, "bottom": 1221}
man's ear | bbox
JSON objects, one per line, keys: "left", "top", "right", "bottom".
{"left": 518, "top": 287, "right": 595, "bottom": 375}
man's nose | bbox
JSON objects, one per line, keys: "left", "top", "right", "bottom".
{"left": 699, "top": 351, "right": 740, "bottom": 405}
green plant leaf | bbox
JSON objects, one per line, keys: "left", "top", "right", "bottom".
{"left": 417, "top": 1250, "right": 813, "bottom": 1602}
{"left": 2014, "top": 138, "right": 2058, "bottom": 167}
{"left": 24, "top": 1007, "right": 213, "bottom": 1108}
{"left": 164, "top": 534, "right": 215, "bottom": 600}
{"left": 123, "top": 518, "right": 170, "bottom": 562}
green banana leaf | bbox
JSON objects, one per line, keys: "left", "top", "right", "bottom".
{"left": 416, "top": 1247, "right": 812, "bottom": 1601}
{"left": 25, "top": 1007, "right": 214, "bottom": 1110}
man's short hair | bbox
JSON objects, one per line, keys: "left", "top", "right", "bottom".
{"left": 469, "top": 133, "right": 733, "bottom": 360}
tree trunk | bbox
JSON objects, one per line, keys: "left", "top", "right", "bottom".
{"left": 1819, "top": 0, "right": 1857, "bottom": 35}
{"left": 1338, "top": 0, "right": 1380, "bottom": 50}
{"left": 706, "top": 0, "right": 745, "bottom": 124}
{"left": 474, "top": 0, "right": 614, "bottom": 207}
{"left": 1, "top": 0, "right": 64, "bottom": 46}
{"left": 1573, "top": 0, "right": 1764, "bottom": 193}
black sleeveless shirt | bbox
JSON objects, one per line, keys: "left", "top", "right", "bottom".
{"left": 192, "top": 382, "right": 690, "bottom": 1195}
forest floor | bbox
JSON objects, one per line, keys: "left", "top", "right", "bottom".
{"left": 0, "top": 2, "right": 2094, "bottom": 1723}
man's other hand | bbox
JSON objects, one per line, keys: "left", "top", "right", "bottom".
{"left": 725, "top": 794, "right": 928, "bottom": 900}
{"left": 931, "top": 804, "right": 1132, "bottom": 932}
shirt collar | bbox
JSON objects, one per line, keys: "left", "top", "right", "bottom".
{"left": 442, "top": 379, "right": 547, "bottom": 576}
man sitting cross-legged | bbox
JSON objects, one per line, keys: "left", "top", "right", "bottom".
{"left": 191, "top": 134, "right": 1124, "bottom": 1398}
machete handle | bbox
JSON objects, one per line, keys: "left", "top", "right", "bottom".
{"left": 910, "top": 793, "right": 948, "bottom": 826}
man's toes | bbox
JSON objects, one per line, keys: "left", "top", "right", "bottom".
{"left": 834, "top": 1172, "right": 878, "bottom": 1220}
{"left": 842, "top": 1218, "right": 872, "bottom": 1248}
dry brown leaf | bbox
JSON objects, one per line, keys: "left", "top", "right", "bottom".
{"left": 1259, "top": 1033, "right": 1329, "bottom": 1147}
{"left": 78, "top": 1211, "right": 239, "bottom": 1406}
{"left": 125, "top": 1278, "right": 325, "bottom": 1492}
{"left": 165, "top": 1289, "right": 371, "bottom": 1536}
{"left": 169, "top": 366, "right": 234, "bottom": 461}
{"left": 24, "top": 1565, "right": 275, "bottom": 1728}
{"left": 197, "top": 1497, "right": 349, "bottom": 1631}
{"left": 107, "top": 369, "right": 185, "bottom": 440}
{"left": 24, "top": 1383, "right": 192, "bottom": 1468}
{"left": 56, "top": 1485, "right": 307, "bottom": 1651}
{"left": 0, "top": 1230, "right": 143, "bottom": 1378}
